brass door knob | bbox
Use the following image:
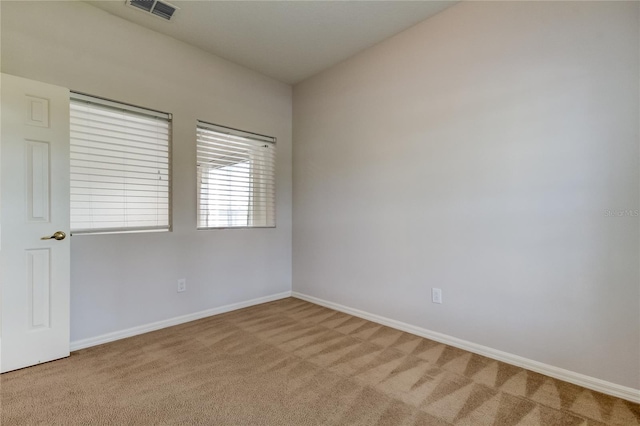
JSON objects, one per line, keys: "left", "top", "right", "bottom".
{"left": 41, "top": 231, "right": 66, "bottom": 241}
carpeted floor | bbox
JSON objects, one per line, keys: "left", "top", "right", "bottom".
{"left": 1, "top": 298, "right": 638, "bottom": 425}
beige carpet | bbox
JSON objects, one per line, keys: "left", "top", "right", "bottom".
{"left": 1, "top": 298, "right": 638, "bottom": 425}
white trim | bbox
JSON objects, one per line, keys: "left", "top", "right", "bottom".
{"left": 292, "top": 292, "right": 640, "bottom": 404}
{"left": 70, "top": 291, "right": 292, "bottom": 352}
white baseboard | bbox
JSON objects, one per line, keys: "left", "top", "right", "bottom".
{"left": 292, "top": 291, "right": 640, "bottom": 404}
{"left": 70, "top": 291, "right": 292, "bottom": 352}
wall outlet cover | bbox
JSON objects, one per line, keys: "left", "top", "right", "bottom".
{"left": 432, "top": 288, "right": 442, "bottom": 304}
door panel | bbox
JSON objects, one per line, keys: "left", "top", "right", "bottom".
{"left": 1, "top": 73, "right": 70, "bottom": 373}
{"left": 26, "top": 140, "right": 51, "bottom": 222}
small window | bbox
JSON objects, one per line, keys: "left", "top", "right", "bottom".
{"left": 70, "top": 93, "right": 171, "bottom": 234}
{"left": 197, "top": 121, "right": 276, "bottom": 229}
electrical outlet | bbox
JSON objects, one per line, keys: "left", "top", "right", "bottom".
{"left": 177, "top": 278, "right": 186, "bottom": 293}
{"left": 432, "top": 288, "right": 442, "bottom": 304}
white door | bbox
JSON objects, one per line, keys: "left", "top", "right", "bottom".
{"left": 0, "top": 73, "right": 70, "bottom": 373}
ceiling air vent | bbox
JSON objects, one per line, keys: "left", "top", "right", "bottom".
{"left": 126, "top": 0, "right": 178, "bottom": 21}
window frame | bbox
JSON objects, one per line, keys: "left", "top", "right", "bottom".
{"left": 69, "top": 92, "right": 173, "bottom": 235}
{"left": 196, "top": 120, "right": 276, "bottom": 230}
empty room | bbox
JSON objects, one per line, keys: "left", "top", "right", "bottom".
{"left": 0, "top": 0, "right": 638, "bottom": 425}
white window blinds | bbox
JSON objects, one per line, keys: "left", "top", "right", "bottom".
{"left": 70, "top": 93, "right": 171, "bottom": 234}
{"left": 197, "top": 121, "right": 276, "bottom": 229}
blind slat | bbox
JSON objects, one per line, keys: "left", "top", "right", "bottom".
{"left": 71, "top": 133, "right": 170, "bottom": 153}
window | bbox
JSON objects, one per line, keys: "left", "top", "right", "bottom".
{"left": 197, "top": 121, "right": 276, "bottom": 229}
{"left": 70, "top": 93, "right": 171, "bottom": 234}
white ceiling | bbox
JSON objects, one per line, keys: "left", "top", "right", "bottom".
{"left": 87, "top": 1, "right": 457, "bottom": 84}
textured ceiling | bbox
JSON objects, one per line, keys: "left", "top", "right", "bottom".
{"left": 87, "top": 1, "right": 457, "bottom": 84}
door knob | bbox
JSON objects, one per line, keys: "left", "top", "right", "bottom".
{"left": 41, "top": 231, "right": 66, "bottom": 241}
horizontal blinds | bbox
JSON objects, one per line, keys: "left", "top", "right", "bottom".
{"left": 197, "top": 121, "right": 276, "bottom": 228}
{"left": 70, "top": 94, "right": 171, "bottom": 234}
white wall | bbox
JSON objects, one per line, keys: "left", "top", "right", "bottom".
{"left": 293, "top": 1, "right": 639, "bottom": 389}
{"left": 1, "top": 1, "right": 292, "bottom": 342}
